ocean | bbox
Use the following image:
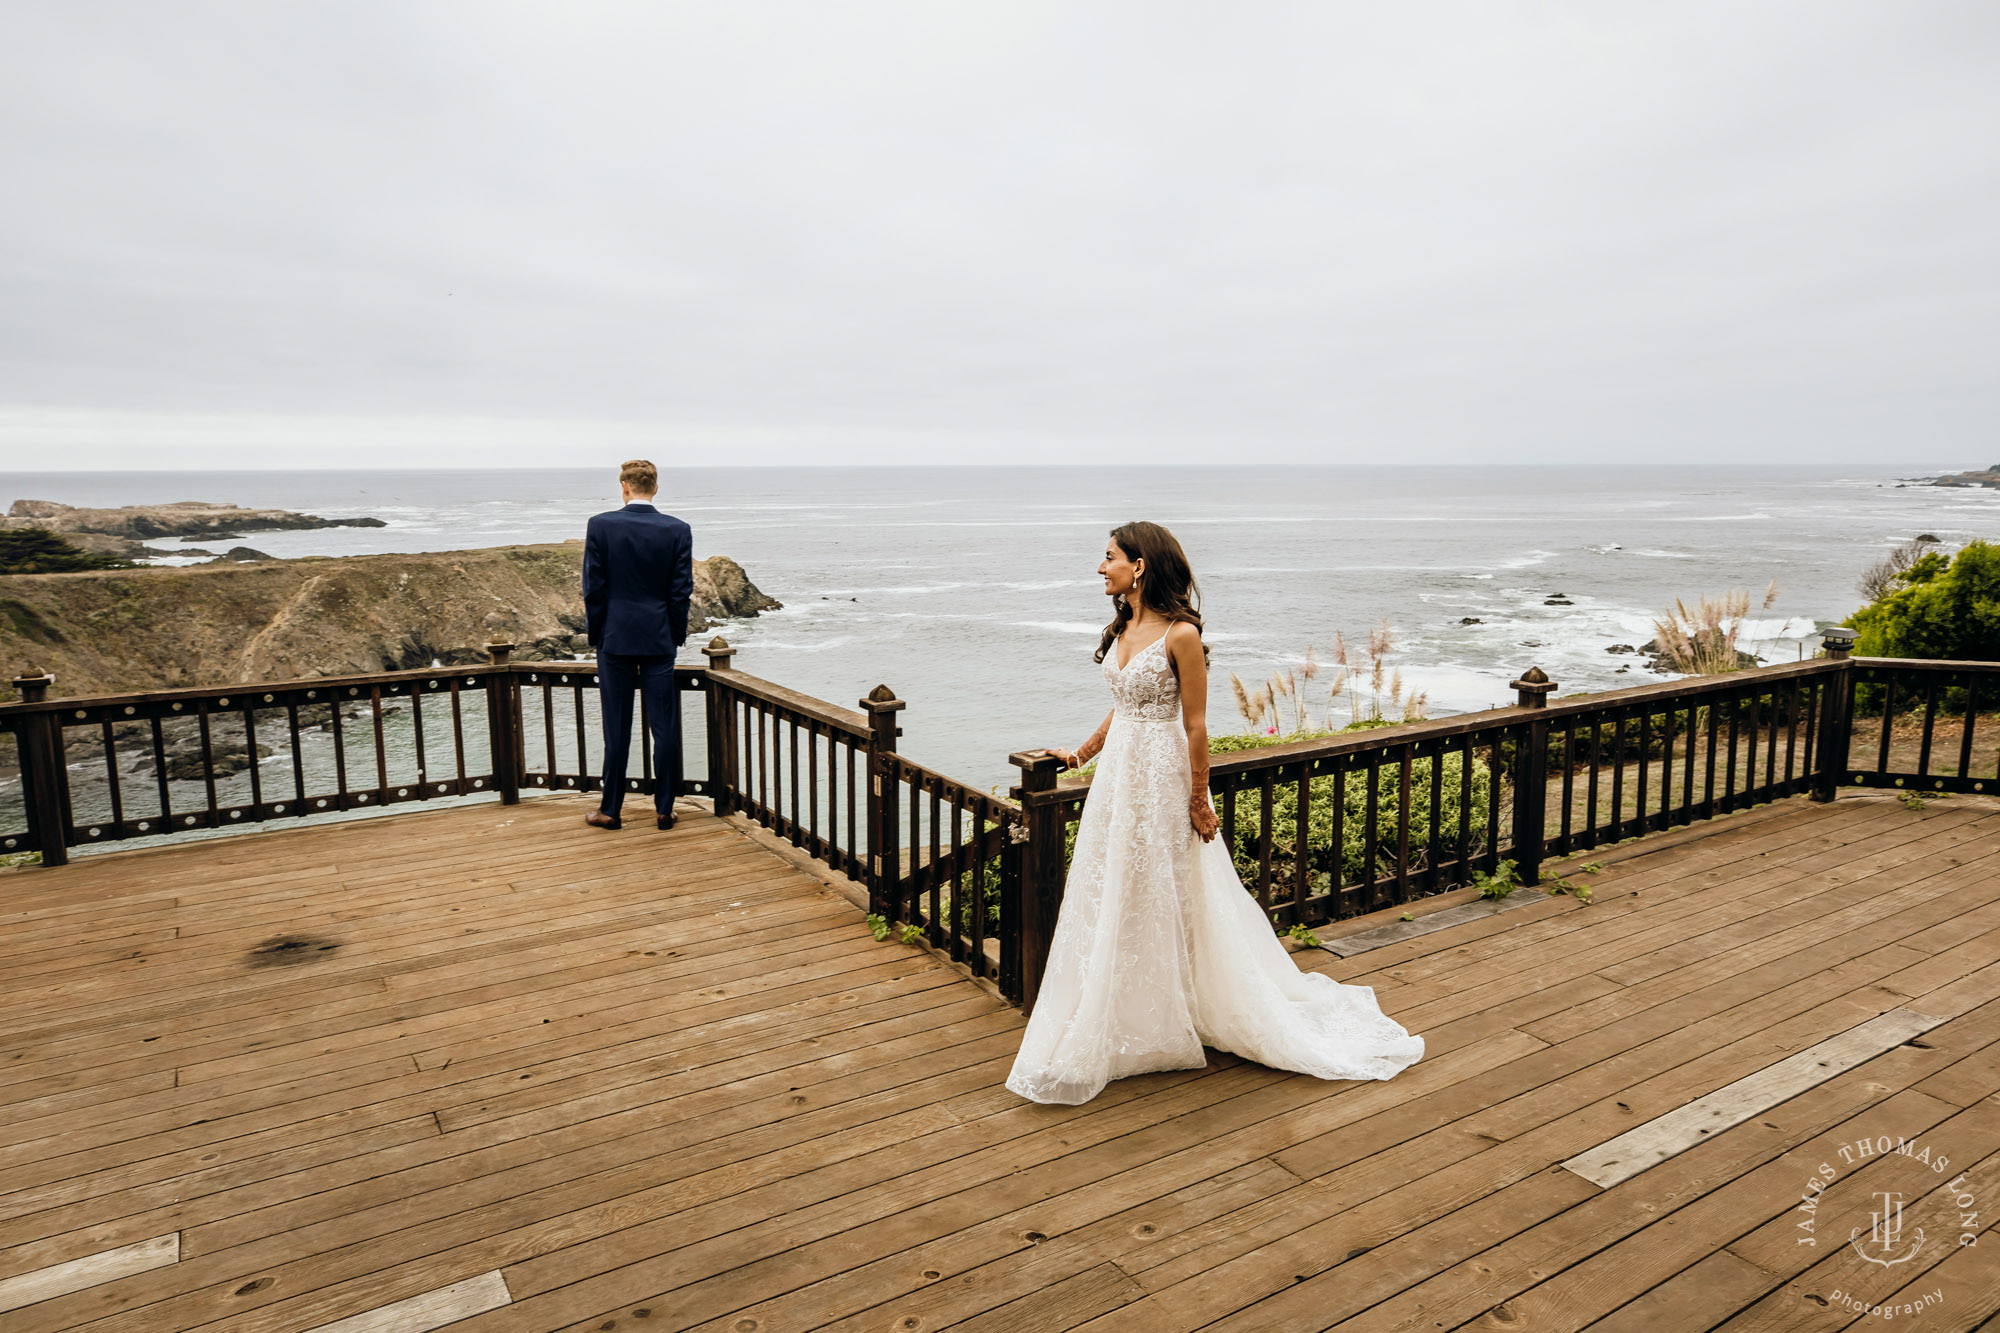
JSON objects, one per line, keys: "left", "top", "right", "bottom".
{"left": 3, "top": 465, "right": 1991, "bottom": 794}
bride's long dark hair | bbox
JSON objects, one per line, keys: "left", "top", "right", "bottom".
{"left": 1096, "top": 521, "right": 1209, "bottom": 665}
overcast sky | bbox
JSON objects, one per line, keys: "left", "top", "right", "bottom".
{"left": 1, "top": 2, "right": 1996, "bottom": 468}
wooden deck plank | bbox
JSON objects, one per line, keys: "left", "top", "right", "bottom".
{"left": 3, "top": 792, "right": 1999, "bottom": 1333}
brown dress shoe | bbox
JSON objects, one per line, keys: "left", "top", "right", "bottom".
{"left": 584, "top": 810, "right": 622, "bottom": 831}
{"left": 656, "top": 812, "right": 676, "bottom": 830}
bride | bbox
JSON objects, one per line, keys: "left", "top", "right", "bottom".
{"left": 1005, "top": 521, "right": 1425, "bottom": 1106}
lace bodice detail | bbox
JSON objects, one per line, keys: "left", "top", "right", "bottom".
{"left": 1105, "top": 635, "right": 1180, "bottom": 721}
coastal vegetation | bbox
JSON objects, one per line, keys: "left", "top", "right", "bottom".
{"left": 0, "top": 528, "right": 134, "bottom": 575}
{"left": 1647, "top": 581, "right": 1787, "bottom": 676}
{"left": 1850, "top": 538, "right": 2000, "bottom": 662}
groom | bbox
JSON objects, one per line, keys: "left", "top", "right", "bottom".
{"left": 583, "top": 459, "right": 694, "bottom": 831}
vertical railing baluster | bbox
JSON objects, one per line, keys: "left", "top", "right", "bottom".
{"left": 448, "top": 681, "right": 467, "bottom": 787}
{"left": 1741, "top": 691, "right": 1758, "bottom": 807}
{"left": 845, "top": 739, "right": 858, "bottom": 877}
{"left": 964, "top": 788, "right": 980, "bottom": 964}
{"left": 1658, "top": 705, "right": 1675, "bottom": 830}
{"left": 906, "top": 761, "right": 920, "bottom": 924}
{"left": 1485, "top": 735, "right": 1504, "bottom": 873}
{"left": 1424, "top": 745, "right": 1443, "bottom": 895}
{"left": 928, "top": 779, "right": 943, "bottom": 947}
{"left": 1703, "top": 694, "right": 1720, "bottom": 817}
{"left": 1295, "top": 764, "right": 1314, "bottom": 924}
{"left": 149, "top": 714, "right": 172, "bottom": 824}
{"left": 370, "top": 686, "right": 389, "bottom": 798}
{"left": 1917, "top": 674, "right": 1939, "bottom": 777}
{"left": 98, "top": 718, "right": 124, "bottom": 832}
{"left": 1607, "top": 708, "right": 1625, "bottom": 841}
{"left": 790, "top": 714, "right": 803, "bottom": 846}
{"left": 1394, "top": 744, "right": 1413, "bottom": 903}
{"left": 808, "top": 721, "right": 821, "bottom": 856}
{"left": 409, "top": 686, "right": 427, "bottom": 791}
{"left": 1583, "top": 719, "right": 1601, "bottom": 849}
{"left": 1800, "top": 678, "right": 1819, "bottom": 799}
{"left": 1782, "top": 679, "right": 1800, "bottom": 790}
{"left": 286, "top": 701, "right": 306, "bottom": 806}
{"left": 1454, "top": 739, "right": 1470, "bottom": 884}
{"left": 1959, "top": 672, "right": 1979, "bottom": 780}
{"left": 195, "top": 700, "right": 219, "bottom": 820}
{"left": 574, "top": 682, "right": 589, "bottom": 787}
{"left": 1762, "top": 686, "right": 1779, "bottom": 798}
{"left": 1257, "top": 769, "right": 1275, "bottom": 910}
{"left": 243, "top": 704, "right": 262, "bottom": 810}
{"left": 1877, "top": 677, "right": 1897, "bottom": 773}
{"left": 1724, "top": 688, "right": 1743, "bottom": 811}
{"left": 1329, "top": 765, "right": 1347, "bottom": 912}
{"left": 1558, "top": 719, "right": 1575, "bottom": 853}
{"left": 950, "top": 790, "right": 967, "bottom": 961}
{"left": 1635, "top": 708, "right": 1651, "bottom": 836}
{"left": 1362, "top": 751, "right": 1381, "bottom": 911}
{"left": 536, "top": 677, "right": 553, "bottom": 780}
{"left": 1681, "top": 702, "right": 1697, "bottom": 823}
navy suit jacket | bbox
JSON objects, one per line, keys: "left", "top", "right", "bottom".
{"left": 582, "top": 502, "right": 694, "bottom": 657}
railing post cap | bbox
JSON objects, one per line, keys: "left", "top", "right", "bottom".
{"left": 860, "top": 684, "right": 907, "bottom": 713}
{"left": 485, "top": 640, "right": 513, "bottom": 664}
{"left": 1510, "top": 666, "right": 1557, "bottom": 707}
{"left": 1009, "top": 749, "right": 1066, "bottom": 795}
{"left": 701, "top": 635, "right": 732, "bottom": 659}
{"left": 10, "top": 670, "right": 52, "bottom": 702}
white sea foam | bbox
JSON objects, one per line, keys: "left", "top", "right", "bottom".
{"left": 1017, "top": 621, "right": 1104, "bottom": 635}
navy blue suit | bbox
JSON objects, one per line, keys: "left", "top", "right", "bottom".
{"left": 583, "top": 501, "right": 694, "bottom": 817}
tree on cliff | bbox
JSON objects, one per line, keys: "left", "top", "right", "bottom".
{"left": 1851, "top": 540, "right": 2000, "bottom": 661}
{"left": 0, "top": 528, "right": 134, "bottom": 575}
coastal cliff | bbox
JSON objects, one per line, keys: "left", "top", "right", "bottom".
{"left": 0, "top": 543, "right": 779, "bottom": 701}
{"left": 4, "top": 498, "right": 386, "bottom": 542}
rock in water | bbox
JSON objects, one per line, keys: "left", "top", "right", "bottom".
{"left": 2, "top": 499, "right": 385, "bottom": 540}
{"left": 0, "top": 543, "right": 781, "bottom": 700}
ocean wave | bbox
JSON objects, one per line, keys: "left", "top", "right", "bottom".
{"left": 1016, "top": 621, "right": 1106, "bottom": 635}
{"left": 1667, "top": 513, "right": 1774, "bottom": 522}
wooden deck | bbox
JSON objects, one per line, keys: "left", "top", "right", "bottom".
{"left": 3, "top": 791, "right": 2000, "bottom": 1332}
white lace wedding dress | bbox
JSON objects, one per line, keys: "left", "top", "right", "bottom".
{"left": 1005, "top": 634, "right": 1426, "bottom": 1105}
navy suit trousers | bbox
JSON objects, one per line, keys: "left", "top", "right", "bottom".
{"left": 597, "top": 653, "right": 681, "bottom": 817}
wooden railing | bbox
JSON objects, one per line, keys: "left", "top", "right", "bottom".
{"left": 5, "top": 625, "right": 1996, "bottom": 1014}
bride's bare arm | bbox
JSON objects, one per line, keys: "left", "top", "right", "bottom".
{"left": 1052, "top": 710, "right": 1114, "bottom": 770}
{"left": 1167, "top": 622, "right": 1219, "bottom": 841}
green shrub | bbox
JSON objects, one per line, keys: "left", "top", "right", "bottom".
{"left": 1219, "top": 732, "right": 1494, "bottom": 897}
{"left": 0, "top": 528, "right": 132, "bottom": 575}
{"left": 1852, "top": 541, "right": 2000, "bottom": 662}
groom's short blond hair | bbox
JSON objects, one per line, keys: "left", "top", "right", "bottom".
{"left": 619, "top": 459, "right": 658, "bottom": 495}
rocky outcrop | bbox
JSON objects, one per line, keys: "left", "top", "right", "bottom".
{"left": 3, "top": 499, "right": 386, "bottom": 542}
{"left": 0, "top": 543, "right": 779, "bottom": 701}
{"left": 1927, "top": 468, "right": 2000, "bottom": 489}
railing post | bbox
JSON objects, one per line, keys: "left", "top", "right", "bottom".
{"left": 1009, "top": 749, "right": 1068, "bottom": 1017}
{"left": 11, "top": 671, "right": 68, "bottom": 867}
{"left": 701, "top": 636, "right": 735, "bottom": 815}
{"left": 1508, "top": 667, "right": 1555, "bottom": 886}
{"left": 861, "top": 685, "right": 906, "bottom": 919}
{"left": 484, "top": 641, "right": 522, "bottom": 805}
{"left": 1813, "top": 627, "right": 1858, "bottom": 803}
